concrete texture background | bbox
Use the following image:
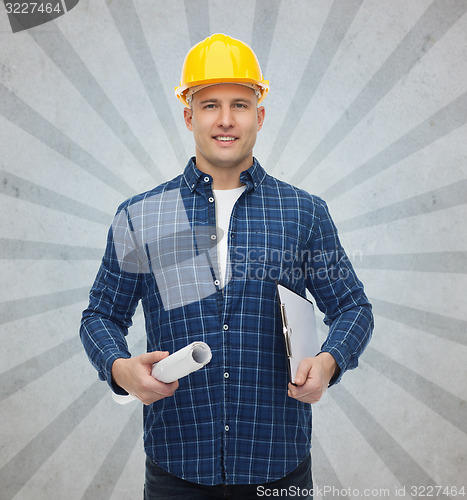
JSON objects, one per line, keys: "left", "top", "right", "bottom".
{"left": 1, "top": 0, "right": 466, "bottom": 498}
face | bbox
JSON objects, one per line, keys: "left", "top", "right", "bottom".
{"left": 184, "top": 84, "right": 265, "bottom": 177}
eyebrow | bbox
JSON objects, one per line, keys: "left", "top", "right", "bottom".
{"left": 197, "top": 97, "right": 254, "bottom": 105}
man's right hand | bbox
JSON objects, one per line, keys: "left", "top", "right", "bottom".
{"left": 111, "top": 351, "right": 179, "bottom": 405}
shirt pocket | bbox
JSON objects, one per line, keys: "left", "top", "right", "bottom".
{"left": 233, "top": 222, "right": 305, "bottom": 287}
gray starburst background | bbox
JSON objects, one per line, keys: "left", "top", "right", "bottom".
{"left": 1, "top": 1, "right": 466, "bottom": 499}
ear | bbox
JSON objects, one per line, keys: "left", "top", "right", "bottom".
{"left": 184, "top": 107, "right": 193, "bottom": 131}
{"left": 257, "top": 106, "right": 265, "bottom": 131}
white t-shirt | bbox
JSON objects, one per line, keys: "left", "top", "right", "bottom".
{"left": 213, "top": 186, "right": 246, "bottom": 288}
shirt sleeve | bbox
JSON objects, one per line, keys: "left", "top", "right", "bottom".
{"left": 80, "top": 206, "right": 143, "bottom": 394}
{"left": 304, "top": 199, "right": 374, "bottom": 385}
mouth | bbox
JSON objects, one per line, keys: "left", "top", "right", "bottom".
{"left": 213, "top": 135, "right": 237, "bottom": 143}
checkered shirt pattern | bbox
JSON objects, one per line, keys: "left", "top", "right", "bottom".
{"left": 80, "top": 157, "right": 373, "bottom": 485}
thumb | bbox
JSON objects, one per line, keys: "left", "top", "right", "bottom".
{"left": 293, "top": 357, "right": 314, "bottom": 385}
{"left": 141, "top": 350, "right": 170, "bottom": 365}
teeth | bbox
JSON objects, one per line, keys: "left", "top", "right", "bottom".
{"left": 216, "top": 136, "right": 235, "bottom": 141}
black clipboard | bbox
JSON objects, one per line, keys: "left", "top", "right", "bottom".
{"left": 276, "top": 283, "right": 321, "bottom": 384}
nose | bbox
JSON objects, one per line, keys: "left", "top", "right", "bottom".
{"left": 217, "top": 106, "right": 234, "bottom": 128}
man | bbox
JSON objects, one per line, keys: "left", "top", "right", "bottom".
{"left": 80, "top": 34, "right": 373, "bottom": 499}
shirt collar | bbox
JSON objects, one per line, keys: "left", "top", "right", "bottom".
{"left": 183, "top": 157, "right": 266, "bottom": 193}
{"left": 183, "top": 157, "right": 204, "bottom": 192}
{"left": 240, "top": 157, "right": 267, "bottom": 192}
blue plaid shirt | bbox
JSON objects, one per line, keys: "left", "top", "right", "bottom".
{"left": 80, "top": 158, "right": 373, "bottom": 486}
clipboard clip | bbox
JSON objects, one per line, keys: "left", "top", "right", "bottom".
{"left": 280, "top": 303, "right": 293, "bottom": 358}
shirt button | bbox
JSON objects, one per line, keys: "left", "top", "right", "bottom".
{"left": 210, "top": 234, "right": 217, "bottom": 240}
{"left": 223, "top": 324, "right": 229, "bottom": 331}
{"left": 204, "top": 176, "right": 210, "bottom": 183}
{"left": 214, "top": 279, "right": 220, "bottom": 286}
{"left": 208, "top": 197, "right": 214, "bottom": 203}
{"left": 224, "top": 372, "right": 229, "bottom": 379}
{"left": 191, "top": 183, "right": 195, "bottom": 189}
{"left": 225, "top": 425, "right": 230, "bottom": 432}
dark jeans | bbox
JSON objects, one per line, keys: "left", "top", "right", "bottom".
{"left": 144, "top": 454, "right": 313, "bottom": 499}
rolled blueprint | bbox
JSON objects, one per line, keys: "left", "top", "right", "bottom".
{"left": 151, "top": 341, "right": 212, "bottom": 382}
{"left": 112, "top": 341, "right": 212, "bottom": 404}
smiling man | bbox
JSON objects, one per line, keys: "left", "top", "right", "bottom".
{"left": 183, "top": 83, "right": 265, "bottom": 188}
{"left": 80, "top": 34, "right": 373, "bottom": 499}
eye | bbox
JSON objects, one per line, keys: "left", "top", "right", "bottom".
{"left": 203, "top": 103, "right": 217, "bottom": 109}
{"left": 234, "top": 103, "right": 247, "bottom": 109}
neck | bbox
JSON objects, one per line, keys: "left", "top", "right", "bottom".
{"left": 195, "top": 157, "right": 252, "bottom": 190}
{"left": 211, "top": 172, "right": 244, "bottom": 190}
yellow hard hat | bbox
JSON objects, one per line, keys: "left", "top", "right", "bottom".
{"left": 175, "top": 33, "right": 269, "bottom": 106}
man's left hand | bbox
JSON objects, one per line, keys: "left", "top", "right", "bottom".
{"left": 288, "top": 352, "right": 338, "bottom": 404}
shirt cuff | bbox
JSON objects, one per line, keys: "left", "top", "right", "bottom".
{"left": 320, "top": 345, "right": 349, "bottom": 386}
{"left": 101, "top": 349, "right": 131, "bottom": 395}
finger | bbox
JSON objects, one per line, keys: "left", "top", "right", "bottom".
{"left": 288, "top": 389, "right": 310, "bottom": 403}
{"left": 149, "top": 378, "right": 179, "bottom": 396}
{"left": 293, "top": 358, "right": 314, "bottom": 386}
{"left": 288, "top": 385, "right": 307, "bottom": 400}
{"left": 138, "top": 379, "right": 179, "bottom": 405}
{"left": 288, "top": 382, "right": 312, "bottom": 397}
{"left": 288, "top": 387, "right": 321, "bottom": 405}
{"left": 141, "top": 351, "right": 170, "bottom": 364}
{"left": 163, "top": 379, "right": 179, "bottom": 393}
{"left": 289, "top": 381, "right": 322, "bottom": 400}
